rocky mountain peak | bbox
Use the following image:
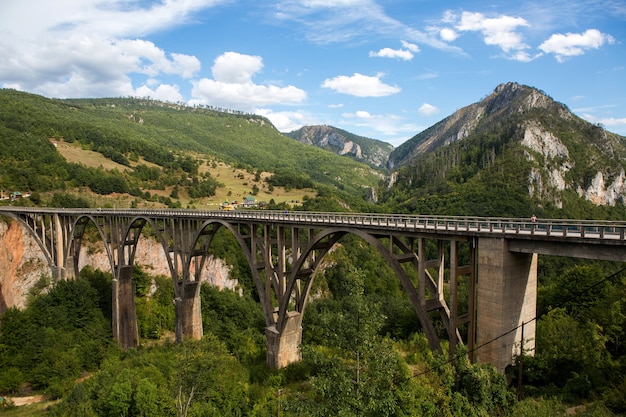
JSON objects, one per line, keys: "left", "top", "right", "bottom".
{"left": 285, "top": 125, "right": 393, "bottom": 169}
{"left": 386, "top": 82, "right": 626, "bottom": 209}
{"left": 388, "top": 83, "right": 565, "bottom": 169}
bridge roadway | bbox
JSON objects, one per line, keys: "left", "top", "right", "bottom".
{"left": 1, "top": 206, "right": 625, "bottom": 372}
{"left": 5, "top": 206, "right": 626, "bottom": 243}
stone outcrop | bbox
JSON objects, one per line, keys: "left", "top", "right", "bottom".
{"left": 0, "top": 220, "right": 239, "bottom": 314}
{"left": 578, "top": 170, "right": 626, "bottom": 206}
{"left": 0, "top": 221, "right": 48, "bottom": 311}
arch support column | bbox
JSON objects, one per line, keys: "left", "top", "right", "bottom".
{"left": 476, "top": 237, "right": 537, "bottom": 372}
{"left": 112, "top": 265, "right": 139, "bottom": 349}
{"left": 175, "top": 281, "right": 203, "bottom": 342}
{"left": 266, "top": 311, "right": 303, "bottom": 368}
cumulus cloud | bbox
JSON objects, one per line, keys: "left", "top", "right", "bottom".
{"left": 369, "top": 40, "right": 419, "bottom": 60}
{"left": 321, "top": 73, "right": 400, "bottom": 97}
{"left": 539, "top": 29, "right": 615, "bottom": 62}
{"left": 134, "top": 83, "right": 184, "bottom": 103}
{"left": 455, "top": 11, "right": 534, "bottom": 61}
{"left": 211, "top": 52, "right": 264, "bottom": 84}
{"left": 255, "top": 108, "right": 317, "bottom": 132}
{"left": 191, "top": 52, "right": 306, "bottom": 110}
{"left": 369, "top": 47, "right": 414, "bottom": 60}
{"left": 418, "top": 103, "right": 439, "bottom": 116}
{"left": 401, "top": 40, "right": 420, "bottom": 52}
{"left": 0, "top": 0, "right": 215, "bottom": 98}
{"left": 439, "top": 28, "right": 458, "bottom": 42}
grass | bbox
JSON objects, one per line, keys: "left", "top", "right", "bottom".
{"left": 0, "top": 398, "right": 58, "bottom": 416}
{"left": 51, "top": 139, "right": 315, "bottom": 209}
{"left": 51, "top": 139, "right": 130, "bottom": 172}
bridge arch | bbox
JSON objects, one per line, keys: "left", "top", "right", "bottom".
{"left": 265, "top": 226, "right": 469, "bottom": 367}
{"left": 189, "top": 220, "right": 272, "bottom": 323}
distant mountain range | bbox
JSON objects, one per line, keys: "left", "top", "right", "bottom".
{"left": 2, "top": 82, "right": 626, "bottom": 217}
{"left": 284, "top": 125, "right": 393, "bottom": 169}
{"left": 287, "top": 82, "right": 626, "bottom": 214}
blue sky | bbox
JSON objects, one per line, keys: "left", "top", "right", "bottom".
{"left": 1, "top": 0, "right": 624, "bottom": 146}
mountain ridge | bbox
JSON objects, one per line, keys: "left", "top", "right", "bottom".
{"left": 381, "top": 82, "right": 626, "bottom": 216}
{"left": 284, "top": 125, "right": 393, "bottom": 169}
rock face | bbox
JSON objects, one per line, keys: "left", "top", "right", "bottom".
{"left": 285, "top": 125, "right": 393, "bottom": 169}
{"left": 0, "top": 221, "right": 48, "bottom": 311}
{"left": 0, "top": 220, "right": 239, "bottom": 314}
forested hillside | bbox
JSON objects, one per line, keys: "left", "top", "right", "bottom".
{"left": 1, "top": 84, "right": 626, "bottom": 416}
{"left": 0, "top": 89, "right": 383, "bottom": 211}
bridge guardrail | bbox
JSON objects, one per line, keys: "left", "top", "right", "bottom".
{"left": 1, "top": 206, "right": 625, "bottom": 242}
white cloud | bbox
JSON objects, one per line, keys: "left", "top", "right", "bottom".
{"left": 355, "top": 110, "right": 372, "bottom": 119}
{"left": 255, "top": 108, "right": 317, "bottom": 132}
{"left": 0, "top": 34, "right": 200, "bottom": 98}
{"left": 539, "top": 29, "right": 615, "bottom": 62}
{"left": 342, "top": 110, "right": 422, "bottom": 146}
{"left": 273, "top": 0, "right": 461, "bottom": 53}
{"left": 369, "top": 47, "right": 414, "bottom": 60}
{"left": 581, "top": 113, "right": 626, "bottom": 129}
{"left": 452, "top": 11, "right": 535, "bottom": 61}
{"left": 401, "top": 40, "right": 420, "bottom": 52}
{"left": 1, "top": 0, "right": 228, "bottom": 40}
{"left": 321, "top": 73, "right": 400, "bottom": 97}
{"left": 211, "top": 52, "right": 263, "bottom": 84}
{"left": 418, "top": 103, "right": 439, "bottom": 116}
{"left": 439, "top": 28, "right": 458, "bottom": 42}
{"left": 134, "top": 83, "right": 184, "bottom": 103}
{"left": 0, "top": 0, "right": 218, "bottom": 98}
{"left": 369, "top": 40, "right": 419, "bottom": 60}
{"left": 191, "top": 52, "right": 307, "bottom": 110}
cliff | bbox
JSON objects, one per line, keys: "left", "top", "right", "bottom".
{"left": 0, "top": 219, "right": 239, "bottom": 314}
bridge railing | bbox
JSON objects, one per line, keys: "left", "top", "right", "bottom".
{"left": 1, "top": 207, "right": 626, "bottom": 241}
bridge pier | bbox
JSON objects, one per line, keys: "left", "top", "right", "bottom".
{"left": 112, "top": 265, "right": 139, "bottom": 349}
{"left": 266, "top": 311, "right": 303, "bottom": 368}
{"left": 476, "top": 237, "right": 537, "bottom": 372}
{"left": 175, "top": 281, "right": 203, "bottom": 342}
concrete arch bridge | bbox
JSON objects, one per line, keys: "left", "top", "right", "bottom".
{"left": 1, "top": 207, "right": 625, "bottom": 372}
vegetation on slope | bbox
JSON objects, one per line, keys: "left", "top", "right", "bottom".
{"left": 0, "top": 89, "right": 382, "bottom": 211}
{"left": 1, "top": 239, "right": 625, "bottom": 416}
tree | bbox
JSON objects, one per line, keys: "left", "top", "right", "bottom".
{"left": 526, "top": 308, "right": 612, "bottom": 399}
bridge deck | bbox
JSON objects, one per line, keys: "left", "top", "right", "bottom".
{"left": 2, "top": 207, "right": 625, "bottom": 244}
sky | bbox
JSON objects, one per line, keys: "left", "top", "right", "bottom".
{"left": 1, "top": 0, "right": 625, "bottom": 147}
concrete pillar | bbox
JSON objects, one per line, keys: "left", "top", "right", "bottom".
{"left": 266, "top": 311, "right": 302, "bottom": 368}
{"left": 476, "top": 237, "right": 536, "bottom": 373}
{"left": 64, "top": 256, "right": 77, "bottom": 279}
{"left": 112, "top": 265, "right": 139, "bottom": 349}
{"left": 53, "top": 214, "right": 64, "bottom": 280}
{"left": 175, "top": 281, "right": 203, "bottom": 342}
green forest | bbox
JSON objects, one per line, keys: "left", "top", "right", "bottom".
{"left": 1, "top": 236, "right": 625, "bottom": 416}
{"left": 1, "top": 89, "right": 626, "bottom": 415}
